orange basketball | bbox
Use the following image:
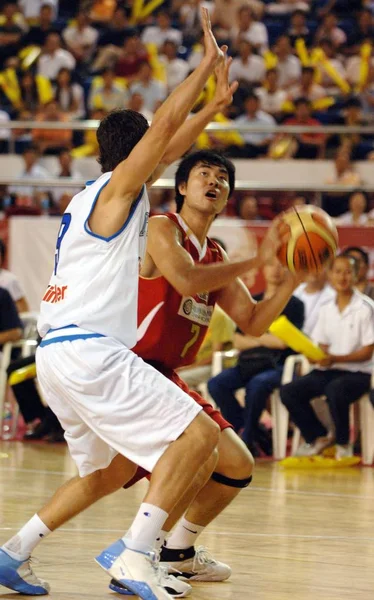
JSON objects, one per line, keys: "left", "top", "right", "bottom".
{"left": 277, "top": 206, "right": 339, "bottom": 273}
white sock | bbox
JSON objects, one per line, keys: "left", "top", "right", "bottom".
{"left": 166, "top": 518, "right": 205, "bottom": 550}
{"left": 123, "top": 503, "right": 168, "bottom": 553}
{"left": 2, "top": 514, "right": 51, "bottom": 561}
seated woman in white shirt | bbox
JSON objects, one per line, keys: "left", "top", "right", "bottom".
{"left": 0, "top": 239, "right": 29, "bottom": 313}
{"left": 280, "top": 255, "right": 374, "bottom": 460}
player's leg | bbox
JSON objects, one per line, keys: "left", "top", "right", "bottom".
{"left": 0, "top": 453, "right": 137, "bottom": 596}
{"left": 160, "top": 428, "right": 253, "bottom": 581}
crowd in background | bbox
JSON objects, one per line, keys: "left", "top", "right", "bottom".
{"left": 0, "top": 0, "right": 373, "bottom": 217}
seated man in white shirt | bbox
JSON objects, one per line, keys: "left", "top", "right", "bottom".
{"left": 141, "top": 10, "right": 182, "bottom": 49}
{"left": 234, "top": 92, "right": 276, "bottom": 157}
{"left": 280, "top": 255, "right": 374, "bottom": 460}
{"left": 37, "top": 32, "right": 75, "bottom": 81}
{"left": 230, "top": 5, "right": 268, "bottom": 53}
{"left": 229, "top": 39, "right": 266, "bottom": 85}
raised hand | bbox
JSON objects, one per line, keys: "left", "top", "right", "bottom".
{"left": 213, "top": 48, "right": 239, "bottom": 111}
{"left": 201, "top": 7, "right": 224, "bottom": 67}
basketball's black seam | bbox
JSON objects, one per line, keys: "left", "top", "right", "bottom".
{"left": 292, "top": 207, "right": 319, "bottom": 271}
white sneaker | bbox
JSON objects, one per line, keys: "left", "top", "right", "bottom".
{"left": 0, "top": 549, "right": 50, "bottom": 595}
{"left": 294, "top": 442, "right": 318, "bottom": 457}
{"left": 109, "top": 568, "right": 192, "bottom": 597}
{"left": 335, "top": 444, "right": 353, "bottom": 459}
{"left": 96, "top": 539, "right": 172, "bottom": 600}
{"left": 160, "top": 546, "right": 231, "bottom": 582}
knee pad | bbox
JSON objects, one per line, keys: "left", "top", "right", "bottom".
{"left": 211, "top": 471, "right": 252, "bottom": 488}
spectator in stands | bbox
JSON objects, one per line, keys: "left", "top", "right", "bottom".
{"left": 273, "top": 35, "right": 301, "bottom": 89}
{"left": 114, "top": 35, "right": 149, "bottom": 81}
{"left": 16, "top": 70, "right": 54, "bottom": 115}
{"left": 18, "top": 0, "right": 58, "bottom": 22}
{"left": 0, "top": 2, "right": 23, "bottom": 69}
{"left": 282, "top": 97, "right": 326, "bottom": 158}
{"left": 32, "top": 99, "right": 72, "bottom": 154}
{"left": 9, "top": 145, "right": 49, "bottom": 203}
{"left": 179, "top": 305, "right": 235, "bottom": 390}
{"left": 54, "top": 67, "right": 85, "bottom": 119}
{"left": 336, "top": 191, "right": 369, "bottom": 226}
{"left": 346, "top": 8, "right": 374, "bottom": 55}
{"left": 62, "top": 9, "right": 98, "bottom": 66}
{"left": 0, "top": 2, "right": 27, "bottom": 32}
{"left": 212, "top": 0, "right": 265, "bottom": 36}
{"left": 343, "top": 246, "right": 374, "bottom": 300}
{"left": 159, "top": 40, "right": 189, "bottom": 93}
{"left": 288, "top": 66, "right": 327, "bottom": 104}
{"left": 280, "top": 255, "right": 374, "bottom": 459}
{"left": 88, "top": 67, "right": 128, "bottom": 112}
{"left": 287, "top": 9, "right": 312, "bottom": 48}
{"left": 229, "top": 39, "right": 266, "bottom": 85}
{"left": 130, "top": 61, "right": 166, "bottom": 113}
{"left": 346, "top": 49, "right": 374, "bottom": 88}
{"left": 52, "top": 148, "right": 83, "bottom": 204}
{"left": 126, "top": 91, "right": 153, "bottom": 121}
{"left": 208, "top": 260, "right": 304, "bottom": 454}
{"left": 22, "top": 3, "right": 59, "bottom": 48}
{"left": 266, "top": 0, "right": 311, "bottom": 16}
{"left": 234, "top": 92, "right": 275, "bottom": 157}
{"left": 340, "top": 96, "right": 373, "bottom": 160}
{"left": 317, "top": 38, "right": 347, "bottom": 96}
{"left": 37, "top": 32, "right": 75, "bottom": 81}
{"left": 235, "top": 195, "right": 265, "bottom": 220}
{"left": 178, "top": 0, "right": 214, "bottom": 40}
{"left": 230, "top": 5, "right": 268, "bottom": 53}
{"left": 91, "top": 6, "right": 134, "bottom": 72}
{"left": 0, "top": 239, "right": 29, "bottom": 313}
{"left": 323, "top": 150, "right": 362, "bottom": 216}
{"left": 255, "top": 68, "right": 287, "bottom": 118}
{"left": 141, "top": 10, "right": 182, "bottom": 49}
{"left": 314, "top": 11, "right": 347, "bottom": 47}
{"left": 293, "top": 269, "right": 335, "bottom": 336}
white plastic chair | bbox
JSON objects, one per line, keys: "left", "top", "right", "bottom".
{"left": 0, "top": 312, "right": 39, "bottom": 437}
{"left": 271, "top": 354, "right": 310, "bottom": 460}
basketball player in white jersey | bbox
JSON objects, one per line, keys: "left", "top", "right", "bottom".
{"left": 0, "top": 11, "right": 238, "bottom": 600}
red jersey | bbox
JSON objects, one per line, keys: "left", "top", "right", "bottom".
{"left": 134, "top": 213, "right": 224, "bottom": 370}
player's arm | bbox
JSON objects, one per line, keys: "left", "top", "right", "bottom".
{"left": 145, "top": 216, "right": 284, "bottom": 296}
{"left": 100, "top": 10, "right": 221, "bottom": 208}
{"left": 147, "top": 56, "right": 239, "bottom": 187}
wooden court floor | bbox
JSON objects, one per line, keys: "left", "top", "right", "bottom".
{"left": 1, "top": 441, "right": 374, "bottom": 600}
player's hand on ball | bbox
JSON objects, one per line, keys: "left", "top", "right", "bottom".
{"left": 258, "top": 218, "right": 289, "bottom": 266}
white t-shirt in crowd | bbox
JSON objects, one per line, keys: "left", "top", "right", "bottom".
{"left": 311, "top": 291, "right": 374, "bottom": 373}
{"left": 0, "top": 269, "right": 25, "bottom": 302}
{"left": 335, "top": 212, "right": 369, "bottom": 226}
{"left": 229, "top": 55, "right": 266, "bottom": 83}
{"left": 230, "top": 22, "right": 269, "bottom": 52}
{"left": 293, "top": 283, "right": 335, "bottom": 337}
{"left": 159, "top": 56, "right": 190, "bottom": 92}
{"left": 141, "top": 26, "right": 182, "bottom": 49}
{"left": 255, "top": 87, "right": 287, "bottom": 114}
{"left": 37, "top": 49, "right": 76, "bottom": 80}
{"left": 276, "top": 55, "right": 301, "bottom": 88}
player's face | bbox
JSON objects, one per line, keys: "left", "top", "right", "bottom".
{"left": 330, "top": 257, "right": 356, "bottom": 293}
{"left": 179, "top": 162, "right": 230, "bottom": 215}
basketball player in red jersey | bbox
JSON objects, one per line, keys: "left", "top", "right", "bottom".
{"left": 109, "top": 149, "right": 303, "bottom": 592}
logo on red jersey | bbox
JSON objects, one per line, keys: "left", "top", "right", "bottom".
{"left": 178, "top": 296, "right": 214, "bottom": 326}
{"left": 42, "top": 284, "right": 68, "bottom": 303}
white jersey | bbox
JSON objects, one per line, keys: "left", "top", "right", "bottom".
{"left": 38, "top": 172, "right": 149, "bottom": 348}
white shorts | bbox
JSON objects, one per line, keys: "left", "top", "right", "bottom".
{"left": 36, "top": 336, "right": 202, "bottom": 477}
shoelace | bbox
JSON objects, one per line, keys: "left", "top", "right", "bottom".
{"left": 193, "top": 546, "right": 217, "bottom": 569}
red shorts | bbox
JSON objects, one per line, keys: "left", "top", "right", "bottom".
{"left": 123, "top": 367, "right": 232, "bottom": 489}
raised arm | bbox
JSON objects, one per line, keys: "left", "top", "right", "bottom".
{"left": 147, "top": 54, "right": 239, "bottom": 185}
{"left": 144, "top": 216, "right": 285, "bottom": 297}
{"left": 101, "top": 10, "right": 221, "bottom": 203}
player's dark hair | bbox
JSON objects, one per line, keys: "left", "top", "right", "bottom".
{"left": 175, "top": 150, "right": 235, "bottom": 213}
{"left": 343, "top": 246, "right": 369, "bottom": 266}
{"left": 97, "top": 109, "right": 149, "bottom": 173}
